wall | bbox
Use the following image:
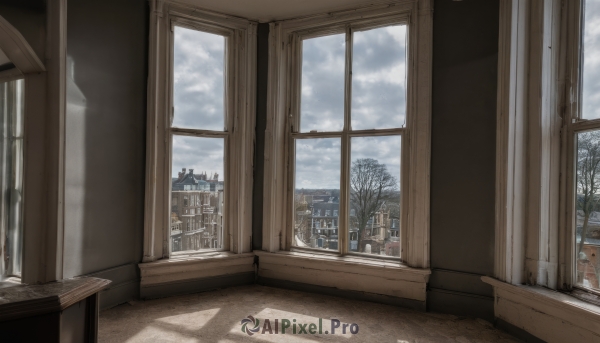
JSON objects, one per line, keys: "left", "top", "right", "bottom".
{"left": 252, "top": 23, "right": 269, "bottom": 250}
{"left": 428, "top": 0, "right": 499, "bottom": 321}
{"left": 0, "top": 1, "right": 45, "bottom": 61}
{"left": 63, "top": 0, "right": 148, "bottom": 309}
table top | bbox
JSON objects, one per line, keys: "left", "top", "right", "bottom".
{"left": 0, "top": 277, "right": 110, "bottom": 321}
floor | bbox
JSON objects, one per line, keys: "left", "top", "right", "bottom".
{"left": 99, "top": 285, "right": 520, "bottom": 343}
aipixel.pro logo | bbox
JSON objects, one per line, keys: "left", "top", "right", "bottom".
{"left": 240, "top": 316, "right": 359, "bottom": 336}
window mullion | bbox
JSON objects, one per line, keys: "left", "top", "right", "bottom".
{"left": 339, "top": 27, "right": 353, "bottom": 256}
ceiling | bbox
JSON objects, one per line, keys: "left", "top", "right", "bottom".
{"left": 172, "top": 0, "right": 391, "bottom": 22}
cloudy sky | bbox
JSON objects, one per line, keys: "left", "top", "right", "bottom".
{"left": 172, "top": 135, "right": 224, "bottom": 180}
{"left": 173, "top": 26, "right": 225, "bottom": 130}
{"left": 170, "top": 24, "right": 406, "bottom": 186}
{"left": 351, "top": 26, "right": 406, "bottom": 130}
{"left": 296, "top": 25, "right": 405, "bottom": 189}
{"left": 583, "top": 0, "right": 600, "bottom": 119}
{"left": 171, "top": 27, "right": 226, "bottom": 179}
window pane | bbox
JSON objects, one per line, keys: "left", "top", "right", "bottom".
{"left": 0, "top": 79, "right": 24, "bottom": 280}
{"left": 300, "top": 34, "right": 345, "bottom": 132}
{"left": 173, "top": 26, "right": 225, "bottom": 131}
{"left": 349, "top": 136, "right": 401, "bottom": 257}
{"left": 351, "top": 25, "right": 407, "bottom": 130}
{"left": 293, "top": 138, "right": 341, "bottom": 251}
{"left": 171, "top": 135, "right": 224, "bottom": 253}
{"left": 576, "top": 130, "right": 600, "bottom": 291}
{"left": 582, "top": 1, "right": 600, "bottom": 119}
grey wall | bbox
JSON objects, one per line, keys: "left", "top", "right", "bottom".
{"left": 0, "top": 1, "right": 45, "bottom": 60}
{"left": 252, "top": 23, "right": 269, "bottom": 250}
{"left": 63, "top": 0, "right": 147, "bottom": 309}
{"left": 428, "top": 0, "right": 499, "bottom": 321}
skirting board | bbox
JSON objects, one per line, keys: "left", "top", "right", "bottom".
{"left": 140, "top": 272, "right": 255, "bottom": 299}
{"left": 495, "top": 318, "right": 546, "bottom": 343}
{"left": 427, "top": 287, "right": 494, "bottom": 322}
{"left": 85, "top": 263, "right": 140, "bottom": 311}
{"left": 258, "top": 276, "right": 426, "bottom": 311}
{"left": 99, "top": 280, "right": 139, "bottom": 311}
{"left": 429, "top": 269, "right": 493, "bottom": 297}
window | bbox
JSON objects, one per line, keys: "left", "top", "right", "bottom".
{"left": 571, "top": 0, "right": 600, "bottom": 293}
{"left": 291, "top": 21, "right": 405, "bottom": 258}
{"left": 262, "top": 0, "right": 431, "bottom": 269}
{"left": 143, "top": 4, "right": 256, "bottom": 261}
{"left": 168, "top": 24, "right": 228, "bottom": 254}
{"left": 0, "top": 79, "right": 24, "bottom": 280}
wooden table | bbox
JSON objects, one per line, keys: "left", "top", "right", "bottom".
{"left": 0, "top": 277, "right": 110, "bottom": 342}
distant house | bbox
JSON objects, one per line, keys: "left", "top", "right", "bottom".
{"left": 170, "top": 168, "right": 224, "bottom": 252}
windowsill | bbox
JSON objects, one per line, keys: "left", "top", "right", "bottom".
{"left": 255, "top": 250, "right": 430, "bottom": 301}
{"left": 290, "top": 246, "right": 404, "bottom": 262}
{"left": 171, "top": 250, "right": 224, "bottom": 258}
{"left": 482, "top": 276, "right": 600, "bottom": 341}
{"left": 138, "top": 252, "right": 255, "bottom": 287}
{"left": 482, "top": 276, "right": 600, "bottom": 316}
{"left": 258, "top": 250, "right": 425, "bottom": 274}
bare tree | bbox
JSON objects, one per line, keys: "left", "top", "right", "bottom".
{"left": 577, "top": 131, "right": 600, "bottom": 256}
{"left": 350, "top": 158, "right": 398, "bottom": 252}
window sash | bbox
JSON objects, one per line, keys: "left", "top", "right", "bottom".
{"left": 567, "top": 0, "right": 600, "bottom": 294}
{"left": 288, "top": 19, "right": 408, "bottom": 260}
{"left": 166, "top": 21, "right": 234, "bottom": 256}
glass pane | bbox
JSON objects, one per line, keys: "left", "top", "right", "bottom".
{"left": 349, "top": 136, "right": 401, "bottom": 257}
{"left": 171, "top": 135, "right": 225, "bottom": 253}
{"left": 300, "top": 34, "right": 345, "bottom": 132}
{"left": 582, "top": 1, "right": 600, "bottom": 119}
{"left": 351, "top": 25, "right": 407, "bottom": 130}
{"left": 0, "top": 79, "right": 24, "bottom": 280}
{"left": 293, "top": 138, "right": 341, "bottom": 251}
{"left": 173, "top": 26, "right": 225, "bottom": 131}
{"left": 576, "top": 130, "right": 600, "bottom": 291}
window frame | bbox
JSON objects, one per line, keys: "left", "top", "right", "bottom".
{"left": 168, "top": 19, "right": 232, "bottom": 255}
{"left": 143, "top": 2, "right": 256, "bottom": 261}
{"left": 287, "top": 17, "right": 408, "bottom": 260}
{"left": 564, "top": 0, "right": 600, "bottom": 296}
{"left": 262, "top": 0, "right": 432, "bottom": 268}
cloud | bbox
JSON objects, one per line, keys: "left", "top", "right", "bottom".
{"left": 582, "top": 1, "right": 600, "bottom": 119}
{"left": 172, "top": 26, "right": 225, "bottom": 130}
{"left": 295, "top": 25, "right": 405, "bottom": 190}
{"left": 293, "top": 135, "right": 402, "bottom": 190}
{"left": 295, "top": 138, "right": 341, "bottom": 189}
{"left": 351, "top": 25, "right": 406, "bottom": 130}
{"left": 301, "top": 33, "right": 346, "bottom": 132}
{"left": 171, "top": 24, "right": 405, "bottom": 192}
{"left": 171, "top": 135, "right": 224, "bottom": 180}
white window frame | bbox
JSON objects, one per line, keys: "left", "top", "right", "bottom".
{"left": 262, "top": 0, "right": 432, "bottom": 268}
{"left": 468, "top": 2, "right": 600, "bottom": 339}
{"left": 143, "top": 1, "right": 256, "bottom": 261}
{"left": 563, "top": 0, "right": 600, "bottom": 296}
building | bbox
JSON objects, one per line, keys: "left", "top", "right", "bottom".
{"left": 295, "top": 192, "right": 400, "bottom": 255}
{"left": 170, "top": 168, "right": 224, "bottom": 252}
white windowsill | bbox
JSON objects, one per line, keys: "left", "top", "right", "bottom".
{"left": 482, "top": 276, "right": 600, "bottom": 316}
{"left": 138, "top": 250, "right": 430, "bottom": 300}
{"left": 256, "top": 250, "right": 429, "bottom": 275}
{"left": 255, "top": 250, "right": 430, "bottom": 301}
{"left": 482, "top": 276, "right": 600, "bottom": 341}
{"left": 139, "top": 252, "right": 255, "bottom": 286}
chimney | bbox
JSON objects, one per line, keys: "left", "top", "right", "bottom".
{"left": 189, "top": 169, "right": 194, "bottom": 175}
